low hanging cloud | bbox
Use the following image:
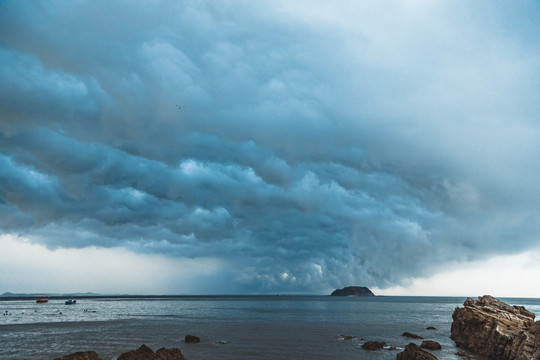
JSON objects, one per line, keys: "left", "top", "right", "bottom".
{"left": 1, "top": 1, "right": 540, "bottom": 293}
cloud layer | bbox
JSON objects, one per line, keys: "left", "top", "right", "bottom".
{"left": 1, "top": 1, "right": 540, "bottom": 293}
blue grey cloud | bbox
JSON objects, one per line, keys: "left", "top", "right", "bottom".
{"left": 1, "top": 1, "right": 540, "bottom": 293}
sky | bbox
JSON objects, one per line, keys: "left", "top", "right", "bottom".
{"left": 1, "top": 1, "right": 540, "bottom": 296}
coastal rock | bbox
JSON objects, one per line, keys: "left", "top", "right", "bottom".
{"left": 396, "top": 343, "right": 438, "bottom": 360}
{"left": 451, "top": 295, "right": 540, "bottom": 360}
{"left": 117, "top": 345, "right": 185, "bottom": 360}
{"left": 53, "top": 351, "right": 102, "bottom": 360}
{"left": 421, "top": 340, "right": 441, "bottom": 350}
{"left": 362, "top": 341, "right": 386, "bottom": 350}
{"left": 185, "top": 335, "right": 200, "bottom": 343}
{"left": 117, "top": 345, "right": 154, "bottom": 360}
{"left": 455, "top": 350, "right": 479, "bottom": 359}
{"left": 330, "top": 286, "right": 374, "bottom": 296}
{"left": 153, "top": 348, "right": 185, "bottom": 360}
{"left": 402, "top": 332, "right": 423, "bottom": 339}
{"left": 426, "top": 326, "right": 437, "bottom": 330}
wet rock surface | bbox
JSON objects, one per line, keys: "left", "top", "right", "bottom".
{"left": 451, "top": 295, "right": 540, "bottom": 360}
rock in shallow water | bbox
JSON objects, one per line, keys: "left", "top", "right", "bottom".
{"left": 55, "top": 345, "right": 185, "bottom": 360}
{"left": 402, "top": 332, "right": 423, "bottom": 339}
{"left": 362, "top": 341, "right": 386, "bottom": 350}
{"left": 421, "top": 340, "right": 441, "bottom": 350}
{"left": 396, "top": 343, "right": 438, "bottom": 360}
{"left": 117, "top": 345, "right": 185, "bottom": 360}
{"left": 185, "top": 334, "right": 200, "bottom": 343}
{"left": 451, "top": 295, "right": 540, "bottom": 360}
{"left": 53, "top": 351, "right": 102, "bottom": 360}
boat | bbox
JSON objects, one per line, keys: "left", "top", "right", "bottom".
{"left": 65, "top": 299, "right": 77, "bottom": 305}
{"left": 36, "top": 296, "right": 49, "bottom": 303}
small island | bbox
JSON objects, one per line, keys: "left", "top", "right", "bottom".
{"left": 331, "top": 286, "right": 375, "bottom": 296}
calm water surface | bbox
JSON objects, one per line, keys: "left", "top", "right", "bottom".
{"left": 1, "top": 296, "right": 539, "bottom": 360}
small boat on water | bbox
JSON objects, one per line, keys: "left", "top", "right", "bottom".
{"left": 65, "top": 299, "right": 77, "bottom": 305}
{"left": 36, "top": 296, "right": 49, "bottom": 303}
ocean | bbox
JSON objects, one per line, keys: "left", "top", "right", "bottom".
{"left": 1, "top": 296, "right": 539, "bottom": 360}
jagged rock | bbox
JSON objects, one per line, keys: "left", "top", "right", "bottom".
{"left": 185, "top": 334, "right": 200, "bottom": 343}
{"left": 421, "top": 340, "right": 441, "bottom": 350}
{"left": 451, "top": 295, "right": 540, "bottom": 360}
{"left": 362, "top": 341, "right": 386, "bottom": 350}
{"left": 53, "top": 351, "right": 102, "bottom": 360}
{"left": 331, "top": 286, "right": 374, "bottom": 296}
{"left": 402, "top": 332, "right": 423, "bottom": 339}
{"left": 396, "top": 343, "right": 438, "bottom": 360}
{"left": 117, "top": 345, "right": 185, "bottom": 360}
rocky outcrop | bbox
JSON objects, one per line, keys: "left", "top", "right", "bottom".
{"left": 451, "top": 295, "right": 540, "bottom": 360}
{"left": 151, "top": 348, "right": 185, "bottom": 360}
{"left": 117, "top": 345, "right": 185, "bottom": 360}
{"left": 56, "top": 345, "right": 185, "bottom": 360}
{"left": 53, "top": 351, "right": 102, "bottom": 360}
{"left": 331, "top": 286, "right": 374, "bottom": 296}
{"left": 362, "top": 341, "right": 386, "bottom": 350}
{"left": 117, "top": 345, "right": 155, "bottom": 360}
{"left": 396, "top": 343, "right": 438, "bottom": 360}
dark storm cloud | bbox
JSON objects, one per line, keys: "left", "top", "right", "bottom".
{"left": 1, "top": 1, "right": 540, "bottom": 293}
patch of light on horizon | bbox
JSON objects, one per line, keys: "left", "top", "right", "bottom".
{"left": 0, "top": 234, "right": 223, "bottom": 294}
{"left": 374, "top": 250, "right": 540, "bottom": 298}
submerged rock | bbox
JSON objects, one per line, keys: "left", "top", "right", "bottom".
{"left": 396, "top": 343, "right": 438, "bottom": 360}
{"left": 53, "top": 351, "right": 102, "bottom": 360}
{"left": 402, "top": 332, "right": 423, "bottom": 339}
{"left": 330, "top": 286, "right": 374, "bottom": 296}
{"left": 451, "top": 295, "right": 540, "bottom": 360}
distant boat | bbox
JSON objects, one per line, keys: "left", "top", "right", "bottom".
{"left": 65, "top": 299, "right": 77, "bottom": 305}
{"left": 36, "top": 296, "right": 49, "bottom": 303}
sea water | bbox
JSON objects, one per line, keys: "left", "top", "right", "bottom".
{"left": 1, "top": 296, "right": 540, "bottom": 360}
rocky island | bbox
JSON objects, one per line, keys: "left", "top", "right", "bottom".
{"left": 331, "top": 286, "right": 374, "bottom": 296}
